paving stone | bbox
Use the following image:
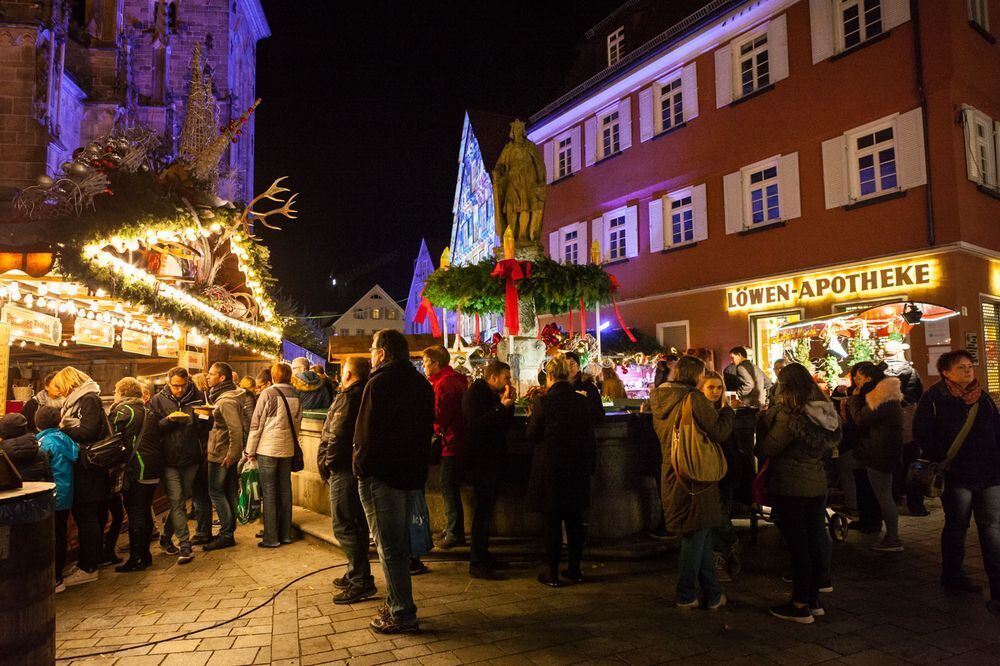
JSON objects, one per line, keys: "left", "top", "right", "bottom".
{"left": 162, "top": 653, "right": 211, "bottom": 666}
{"left": 204, "top": 647, "right": 259, "bottom": 665}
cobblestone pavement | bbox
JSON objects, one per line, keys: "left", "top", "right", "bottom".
{"left": 56, "top": 501, "right": 1000, "bottom": 665}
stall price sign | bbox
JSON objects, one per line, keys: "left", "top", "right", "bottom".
{"left": 121, "top": 328, "right": 153, "bottom": 356}
{"left": 178, "top": 350, "right": 205, "bottom": 371}
{"left": 1, "top": 304, "right": 62, "bottom": 346}
{"left": 156, "top": 336, "right": 179, "bottom": 358}
{"left": 74, "top": 318, "right": 115, "bottom": 349}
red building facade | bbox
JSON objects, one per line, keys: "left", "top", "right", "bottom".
{"left": 528, "top": 0, "right": 1000, "bottom": 393}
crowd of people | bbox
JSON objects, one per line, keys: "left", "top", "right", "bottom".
{"left": 3, "top": 329, "right": 997, "bottom": 637}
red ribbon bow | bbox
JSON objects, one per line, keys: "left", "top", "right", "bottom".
{"left": 608, "top": 275, "right": 637, "bottom": 342}
{"left": 413, "top": 287, "right": 441, "bottom": 338}
{"left": 491, "top": 259, "right": 531, "bottom": 336}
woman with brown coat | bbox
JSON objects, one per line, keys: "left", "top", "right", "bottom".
{"left": 649, "top": 355, "right": 729, "bottom": 609}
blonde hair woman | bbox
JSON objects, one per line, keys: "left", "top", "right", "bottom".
{"left": 600, "top": 366, "right": 627, "bottom": 400}
{"left": 51, "top": 367, "right": 112, "bottom": 586}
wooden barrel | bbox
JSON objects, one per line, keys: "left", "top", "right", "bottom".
{"left": 0, "top": 482, "right": 56, "bottom": 666}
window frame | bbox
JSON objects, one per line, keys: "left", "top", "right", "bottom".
{"left": 741, "top": 156, "right": 782, "bottom": 228}
{"left": 967, "top": 109, "right": 998, "bottom": 187}
{"left": 664, "top": 187, "right": 696, "bottom": 248}
{"left": 598, "top": 107, "right": 622, "bottom": 159}
{"left": 655, "top": 320, "right": 690, "bottom": 353}
{"left": 969, "top": 0, "right": 990, "bottom": 31}
{"left": 836, "top": 0, "right": 884, "bottom": 52}
{"left": 732, "top": 27, "right": 770, "bottom": 99}
{"left": 604, "top": 207, "right": 629, "bottom": 261}
{"left": 607, "top": 26, "right": 625, "bottom": 67}
{"left": 556, "top": 130, "right": 574, "bottom": 179}
{"left": 655, "top": 71, "right": 685, "bottom": 134}
{"left": 563, "top": 228, "right": 581, "bottom": 265}
{"left": 846, "top": 117, "right": 900, "bottom": 201}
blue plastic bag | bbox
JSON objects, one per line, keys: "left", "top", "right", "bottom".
{"left": 408, "top": 490, "right": 433, "bottom": 558}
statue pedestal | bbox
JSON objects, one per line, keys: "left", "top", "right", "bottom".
{"left": 498, "top": 336, "right": 547, "bottom": 396}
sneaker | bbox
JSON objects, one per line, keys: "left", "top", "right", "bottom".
{"left": 64, "top": 567, "right": 99, "bottom": 587}
{"left": 369, "top": 614, "right": 419, "bottom": 634}
{"left": 434, "top": 535, "right": 465, "bottom": 550}
{"left": 942, "top": 577, "right": 983, "bottom": 594}
{"left": 54, "top": 579, "right": 66, "bottom": 594}
{"left": 203, "top": 536, "right": 236, "bottom": 552}
{"left": 375, "top": 603, "right": 391, "bottom": 620}
{"left": 708, "top": 594, "right": 727, "bottom": 611}
{"left": 190, "top": 534, "right": 212, "bottom": 546}
{"left": 61, "top": 564, "right": 78, "bottom": 578}
{"left": 334, "top": 583, "right": 378, "bottom": 605}
{"left": 676, "top": 598, "right": 700, "bottom": 610}
{"left": 770, "top": 603, "right": 814, "bottom": 624}
{"left": 819, "top": 581, "right": 834, "bottom": 593}
{"left": 114, "top": 558, "right": 148, "bottom": 573}
{"left": 409, "top": 559, "right": 429, "bottom": 575}
{"left": 333, "top": 574, "right": 350, "bottom": 590}
{"left": 870, "top": 537, "right": 904, "bottom": 552}
{"left": 177, "top": 546, "right": 194, "bottom": 564}
{"left": 809, "top": 600, "right": 825, "bottom": 617}
{"left": 715, "top": 553, "right": 732, "bottom": 583}
{"left": 537, "top": 572, "right": 563, "bottom": 588}
{"left": 159, "top": 537, "right": 179, "bottom": 556}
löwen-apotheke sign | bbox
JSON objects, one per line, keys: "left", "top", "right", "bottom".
{"left": 725, "top": 259, "right": 937, "bottom": 311}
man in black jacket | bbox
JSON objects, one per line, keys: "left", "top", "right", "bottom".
{"left": 354, "top": 330, "right": 434, "bottom": 634}
{"left": 564, "top": 352, "right": 604, "bottom": 425}
{"left": 462, "top": 360, "right": 515, "bottom": 580}
{"left": 318, "top": 357, "right": 374, "bottom": 604}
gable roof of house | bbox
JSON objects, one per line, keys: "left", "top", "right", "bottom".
{"left": 331, "top": 284, "right": 402, "bottom": 329}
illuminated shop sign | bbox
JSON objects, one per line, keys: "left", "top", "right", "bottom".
{"left": 726, "top": 260, "right": 937, "bottom": 311}
{"left": 121, "top": 329, "right": 153, "bottom": 356}
{"left": 157, "top": 336, "right": 179, "bottom": 358}
{"left": 74, "top": 318, "right": 115, "bottom": 349}
{"left": 1, "top": 304, "right": 62, "bottom": 346}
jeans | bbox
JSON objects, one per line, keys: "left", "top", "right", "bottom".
{"left": 258, "top": 454, "right": 293, "bottom": 545}
{"left": 866, "top": 468, "right": 899, "bottom": 539}
{"left": 469, "top": 468, "right": 499, "bottom": 565}
{"left": 328, "top": 470, "right": 373, "bottom": 587}
{"left": 359, "top": 476, "right": 417, "bottom": 624}
{"left": 837, "top": 450, "right": 858, "bottom": 512}
{"left": 208, "top": 462, "right": 239, "bottom": 540}
{"left": 677, "top": 528, "right": 722, "bottom": 605}
{"left": 712, "top": 484, "right": 738, "bottom": 554}
{"left": 72, "top": 501, "right": 104, "bottom": 572}
{"left": 192, "top": 461, "right": 213, "bottom": 537}
{"left": 102, "top": 493, "right": 125, "bottom": 560}
{"left": 163, "top": 464, "right": 199, "bottom": 547}
{"left": 55, "top": 509, "right": 69, "bottom": 581}
{"left": 440, "top": 456, "right": 464, "bottom": 541}
{"left": 542, "top": 509, "right": 586, "bottom": 577}
{"left": 124, "top": 480, "right": 157, "bottom": 561}
{"left": 941, "top": 483, "right": 1000, "bottom": 598}
{"left": 774, "top": 495, "right": 826, "bottom": 604}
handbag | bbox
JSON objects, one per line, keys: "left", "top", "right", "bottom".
{"left": 671, "top": 393, "right": 728, "bottom": 491}
{"left": 907, "top": 402, "right": 979, "bottom": 498}
{"left": 275, "top": 389, "right": 305, "bottom": 473}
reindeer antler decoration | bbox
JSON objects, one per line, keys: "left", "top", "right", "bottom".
{"left": 239, "top": 176, "right": 299, "bottom": 233}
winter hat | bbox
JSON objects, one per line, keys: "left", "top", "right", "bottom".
{"left": 34, "top": 406, "right": 61, "bottom": 432}
{"left": 0, "top": 413, "right": 29, "bottom": 438}
{"left": 884, "top": 340, "right": 910, "bottom": 355}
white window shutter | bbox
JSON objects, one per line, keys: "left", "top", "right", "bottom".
{"left": 648, "top": 197, "right": 664, "bottom": 253}
{"left": 591, "top": 216, "right": 605, "bottom": 261}
{"left": 625, "top": 205, "right": 639, "bottom": 258}
{"left": 570, "top": 126, "right": 582, "bottom": 174}
{"left": 638, "top": 87, "right": 654, "bottom": 142}
{"left": 896, "top": 107, "right": 927, "bottom": 190}
{"left": 548, "top": 231, "right": 560, "bottom": 261}
{"left": 576, "top": 220, "right": 589, "bottom": 249}
{"left": 691, "top": 183, "right": 709, "bottom": 242}
{"left": 963, "top": 107, "right": 982, "bottom": 183}
{"left": 768, "top": 14, "right": 790, "bottom": 84}
{"left": 822, "top": 135, "right": 850, "bottom": 208}
{"left": 619, "top": 97, "right": 633, "bottom": 151}
{"left": 543, "top": 140, "right": 555, "bottom": 184}
{"left": 723, "top": 171, "right": 744, "bottom": 234}
{"left": 778, "top": 152, "right": 802, "bottom": 220}
{"left": 882, "top": 0, "right": 911, "bottom": 31}
{"left": 809, "top": 0, "right": 836, "bottom": 63}
{"left": 585, "top": 117, "right": 598, "bottom": 166}
{"left": 682, "top": 62, "right": 699, "bottom": 121}
{"left": 715, "top": 45, "right": 733, "bottom": 108}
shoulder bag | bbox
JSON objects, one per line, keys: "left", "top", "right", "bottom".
{"left": 671, "top": 393, "right": 728, "bottom": 492}
{"left": 907, "top": 402, "right": 979, "bottom": 498}
{"left": 275, "top": 389, "right": 305, "bottom": 472}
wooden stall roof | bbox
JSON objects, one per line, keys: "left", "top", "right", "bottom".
{"left": 328, "top": 334, "right": 443, "bottom": 362}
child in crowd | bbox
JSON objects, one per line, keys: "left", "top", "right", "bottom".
{"left": 36, "top": 406, "right": 78, "bottom": 593}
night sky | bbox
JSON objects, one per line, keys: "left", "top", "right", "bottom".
{"left": 253, "top": 1, "right": 621, "bottom": 317}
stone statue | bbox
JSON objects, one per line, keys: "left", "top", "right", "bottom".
{"left": 492, "top": 119, "right": 546, "bottom": 243}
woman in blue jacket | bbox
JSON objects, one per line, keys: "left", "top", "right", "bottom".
{"left": 36, "top": 406, "right": 78, "bottom": 593}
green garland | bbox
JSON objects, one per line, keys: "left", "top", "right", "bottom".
{"left": 423, "top": 257, "right": 615, "bottom": 316}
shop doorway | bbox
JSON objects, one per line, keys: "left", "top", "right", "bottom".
{"left": 750, "top": 309, "right": 802, "bottom": 375}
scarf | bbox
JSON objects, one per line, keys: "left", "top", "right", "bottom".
{"left": 207, "top": 380, "right": 237, "bottom": 404}
{"left": 945, "top": 378, "right": 982, "bottom": 406}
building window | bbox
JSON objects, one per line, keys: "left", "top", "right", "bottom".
{"left": 969, "top": 0, "right": 990, "bottom": 30}
{"left": 745, "top": 162, "right": 781, "bottom": 225}
{"left": 340, "top": 328, "right": 349, "bottom": 336}
{"left": 658, "top": 77, "right": 684, "bottom": 132}
{"left": 656, "top": 321, "right": 690, "bottom": 354}
{"left": 840, "top": 0, "right": 883, "bottom": 50}
{"left": 356, "top": 329, "right": 365, "bottom": 336}
{"left": 669, "top": 195, "right": 694, "bottom": 246}
{"left": 600, "top": 110, "right": 621, "bottom": 158}
{"left": 736, "top": 31, "right": 769, "bottom": 97}
{"left": 850, "top": 124, "right": 897, "bottom": 198}
{"left": 387, "top": 309, "right": 397, "bottom": 320}
{"left": 964, "top": 107, "right": 998, "bottom": 188}
{"left": 607, "top": 27, "right": 625, "bottom": 66}
{"left": 557, "top": 136, "right": 573, "bottom": 179}
{"left": 372, "top": 308, "right": 381, "bottom": 320}
{"left": 563, "top": 229, "right": 580, "bottom": 265}
{"left": 354, "top": 309, "right": 366, "bottom": 320}
{"left": 607, "top": 214, "right": 627, "bottom": 261}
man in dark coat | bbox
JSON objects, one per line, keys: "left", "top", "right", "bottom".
{"left": 564, "top": 351, "right": 604, "bottom": 425}
{"left": 462, "top": 360, "right": 515, "bottom": 579}
{"left": 318, "top": 357, "right": 374, "bottom": 604}
{"left": 354, "top": 329, "right": 434, "bottom": 634}
{"left": 0, "top": 413, "right": 49, "bottom": 481}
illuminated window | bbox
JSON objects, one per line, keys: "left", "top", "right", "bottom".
{"left": 850, "top": 124, "right": 897, "bottom": 198}
{"left": 607, "top": 214, "right": 627, "bottom": 261}
{"left": 669, "top": 194, "right": 694, "bottom": 246}
{"left": 658, "top": 77, "right": 684, "bottom": 133}
{"left": 607, "top": 27, "right": 625, "bottom": 66}
{"left": 969, "top": 0, "right": 990, "bottom": 30}
{"left": 387, "top": 309, "right": 397, "bottom": 320}
{"left": 557, "top": 136, "right": 573, "bottom": 178}
{"left": 840, "top": 0, "right": 882, "bottom": 50}
{"left": 600, "top": 110, "right": 621, "bottom": 158}
{"left": 372, "top": 308, "right": 381, "bottom": 320}
{"left": 736, "top": 31, "right": 769, "bottom": 97}
{"left": 744, "top": 162, "right": 781, "bottom": 225}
